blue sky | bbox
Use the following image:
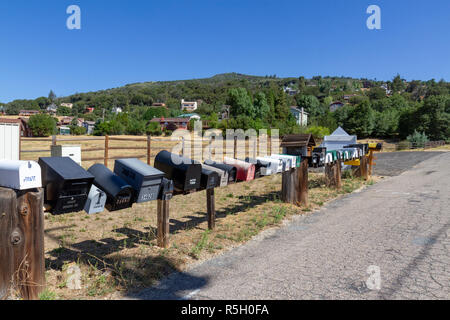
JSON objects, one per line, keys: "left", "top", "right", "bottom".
{"left": 0, "top": 0, "right": 449, "bottom": 102}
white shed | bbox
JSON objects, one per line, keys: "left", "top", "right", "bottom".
{"left": 0, "top": 121, "right": 20, "bottom": 160}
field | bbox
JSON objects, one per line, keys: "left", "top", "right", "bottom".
{"left": 16, "top": 135, "right": 379, "bottom": 300}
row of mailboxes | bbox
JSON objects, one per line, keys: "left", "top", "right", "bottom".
{"left": 206, "top": 162, "right": 238, "bottom": 184}
{"left": 202, "top": 164, "right": 229, "bottom": 187}
{"left": 345, "top": 144, "right": 369, "bottom": 156}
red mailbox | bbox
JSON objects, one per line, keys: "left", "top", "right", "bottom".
{"left": 223, "top": 157, "right": 255, "bottom": 182}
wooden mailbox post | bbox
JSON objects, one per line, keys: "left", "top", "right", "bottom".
{"left": 0, "top": 188, "right": 45, "bottom": 300}
{"left": 325, "top": 160, "right": 342, "bottom": 189}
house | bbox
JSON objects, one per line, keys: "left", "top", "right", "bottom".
{"left": 152, "top": 103, "right": 167, "bottom": 108}
{"left": 0, "top": 106, "right": 5, "bottom": 115}
{"left": 284, "top": 87, "right": 298, "bottom": 96}
{"left": 112, "top": 106, "right": 123, "bottom": 114}
{"left": 86, "top": 107, "right": 95, "bottom": 114}
{"left": 0, "top": 117, "right": 33, "bottom": 137}
{"left": 380, "top": 84, "right": 392, "bottom": 95}
{"left": 76, "top": 118, "right": 85, "bottom": 127}
{"left": 46, "top": 103, "right": 58, "bottom": 115}
{"left": 57, "top": 116, "right": 74, "bottom": 126}
{"left": 329, "top": 101, "right": 345, "bottom": 112}
{"left": 181, "top": 99, "right": 198, "bottom": 112}
{"left": 60, "top": 103, "right": 73, "bottom": 109}
{"left": 343, "top": 94, "right": 357, "bottom": 102}
{"left": 83, "top": 121, "right": 96, "bottom": 135}
{"left": 319, "top": 127, "right": 357, "bottom": 151}
{"left": 150, "top": 117, "right": 190, "bottom": 131}
{"left": 290, "top": 107, "right": 308, "bottom": 127}
{"left": 220, "top": 105, "right": 231, "bottom": 120}
{"left": 179, "top": 113, "right": 201, "bottom": 121}
{"left": 19, "top": 110, "right": 40, "bottom": 117}
{"left": 59, "top": 126, "right": 71, "bottom": 135}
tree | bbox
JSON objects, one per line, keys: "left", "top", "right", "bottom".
{"left": 345, "top": 101, "right": 376, "bottom": 137}
{"left": 416, "top": 95, "right": 450, "bottom": 140}
{"left": 374, "top": 109, "right": 400, "bottom": 137}
{"left": 391, "top": 74, "right": 406, "bottom": 93}
{"left": 146, "top": 122, "right": 162, "bottom": 136}
{"left": 368, "top": 87, "right": 387, "bottom": 100}
{"left": 227, "top": 88, "right": 255, "bottom": 118}
{"left": 48, "top": 90, "right": 56, "bottom": 103}
{"left": 57, "top": 106, "right": 71, "bottom": 116}
{"left": 296, "top": 95, "right": 322, "bottom": 118}
{"left": 253, "top": 92, "right": 270, "bottom": 119}
{"left": 28, "top": 114, "right": 57, "bottom": 137}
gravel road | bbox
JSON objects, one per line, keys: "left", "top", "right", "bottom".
{"left": 130, "top": 151, "right": 449, "bottom": 300}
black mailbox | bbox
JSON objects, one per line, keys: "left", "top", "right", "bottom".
{"left": 38, "top": 157, "right": 95, "bottom": 215}
{"left": 205, "top": 161, "right": 238, "bottom": 183}
{"left": 154, "top": 150, "right": 202, "bottom": 191}
{"left": 158, "top": 178, "right": 174, "bottom": 201}
{"left": 114, "top": 158, "right": 165, "bottom": 203}
{"left": 87, "top": 164, "right": 134, "bottom": 211}
{"left": 311, "top": 148, "right": 326, "bottom": 168}
{"left": 200, "top": 167, "right": 220, "bottom": 190}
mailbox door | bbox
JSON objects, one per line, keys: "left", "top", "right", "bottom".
{"left": 136, "top": 177, "right": 162, "bottom": 203}
{"left": 84, "top": 185, "right": 107, "bottom": 214}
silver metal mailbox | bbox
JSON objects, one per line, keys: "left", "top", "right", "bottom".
{"left": 114, "top": 158, "right": 165, "bottom": 203}
{"left": 0, "top": 160, "right": 42, "bottom": 190}
{"left": 202, "top": 164, "right": 228, "bottom": 187}
{"left": 84, "top": 185, "right": 107, "bottom": 214}
{"left": 256, "top": 157, "right": 282, "bottom": 174}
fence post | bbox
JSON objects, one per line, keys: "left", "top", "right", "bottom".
{"left": 297, "top": 159, "right": 309, "bottom": 207}
{"left": 104, "top": 135, "right": 109, "bottom": 167}
{"left": 0, "top": 188, "right": 45, "bottom": 300}
{"left": 147, "top": 135, "right": 151, "bottom": 165}
{"left": 52, "top": 135, "right": 57, "bottom": 146}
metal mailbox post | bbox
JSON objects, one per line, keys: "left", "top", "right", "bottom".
{"left": 0, "top": 160, "right": 42, "bottom": 190}
{"left": 154, "top": 150, "right": 202, "bottom": 192}
{"left": 205, "top": 162, "right": 238, "bottom": 184}
{"left": 88, "top": 164, "right": 135, "bottom": 211}
{"left": 202, "top": 164, "right": 229, "bottom": 187}
{"left": 114, "top": 158, "right": 165, "bottom": 203}
{"left": 223, "top": 157, "right": 255, "bottom": 182}
{"left": 38, "top": 157, "right": 95, "bottom": 214}
{"left": 158, "top": 178, "right": 174, "bottom": 201}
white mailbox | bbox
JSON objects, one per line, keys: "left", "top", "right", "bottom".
{"left": 51, "top": 145, "right": 82, "bottom": 166}
{"left": 0, "top": 160, "right": 42, "bottom": 190}
{"left": 84, "top": 185, "right": 107, "bottom": 214}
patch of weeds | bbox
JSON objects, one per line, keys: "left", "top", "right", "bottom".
{"left": 226, "top": 193, "right": 234, "bottom": 198}
{"left": 39, "top": 289, "right": 57, "bottom": 300}
{"left": 190, "top": 230, "right": 211, "bottom": 259}
{"left": 87, "top": 274, "right": 114, "bottom": 297}
{"left": 272, "top": 206, "right": 288, "bottom": 223}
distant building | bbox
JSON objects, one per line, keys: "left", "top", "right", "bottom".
{"left": 60, "top": 103, "right": 73, "bottom": 109}
{"left": 47, "top": 104, "right": 58, "bottom": 115}
{"left": 112, "top": 106, "right": 123, "bottom": 114}
{"left": 19, "top": 110, "right": 40, "bottom": 117}
{"left": 329, "top": 101, "right": 345, "bottom": 112}
{"left": 83, "top": 121, "right": 96, "bottom": 135}
{"left": 0, "top": 117, "right": 33, "bottom": 137}
{"left": 220, "top": 105, "right": 231, "bottom": 120}
{"left": 57, "top": 116, "right": 74, "bottom": 126}
{"left": 290, "top": 107, "right": 308, "bottom": 127}
{"left": 179, "top": 113, "right": 201, "bottom": 121}
{"left": 181, "top": 99, "right": 198, "bottom": 112}
{"left": 152, "top": 103, "right": 167, "bottom": 108}
{"left": 343, "top": 94, "right": 357, "bottom": 102}
{"left": 86, "top": 107, "right": 95, "bottom": 114}
{"left": 59, "top": 126, "right": 71, "bottom": 135}
{"left": 150, "top": 117, "right": 190, "bottom": 131}
{"left": 284, "top": 87, "right": 298, "bottom": 96}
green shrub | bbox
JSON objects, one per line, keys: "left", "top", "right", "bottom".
{"left": 69, "top": 125, "right": 87, "bottom": 136}
{"left": 407, "top": 130, "right": 428, "bottom": 148}
{"left": 146, "top": 122, "right": 162, "bottom": 136}
{"left": 28, "top": 114, "right": 57, "bottom": 137}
